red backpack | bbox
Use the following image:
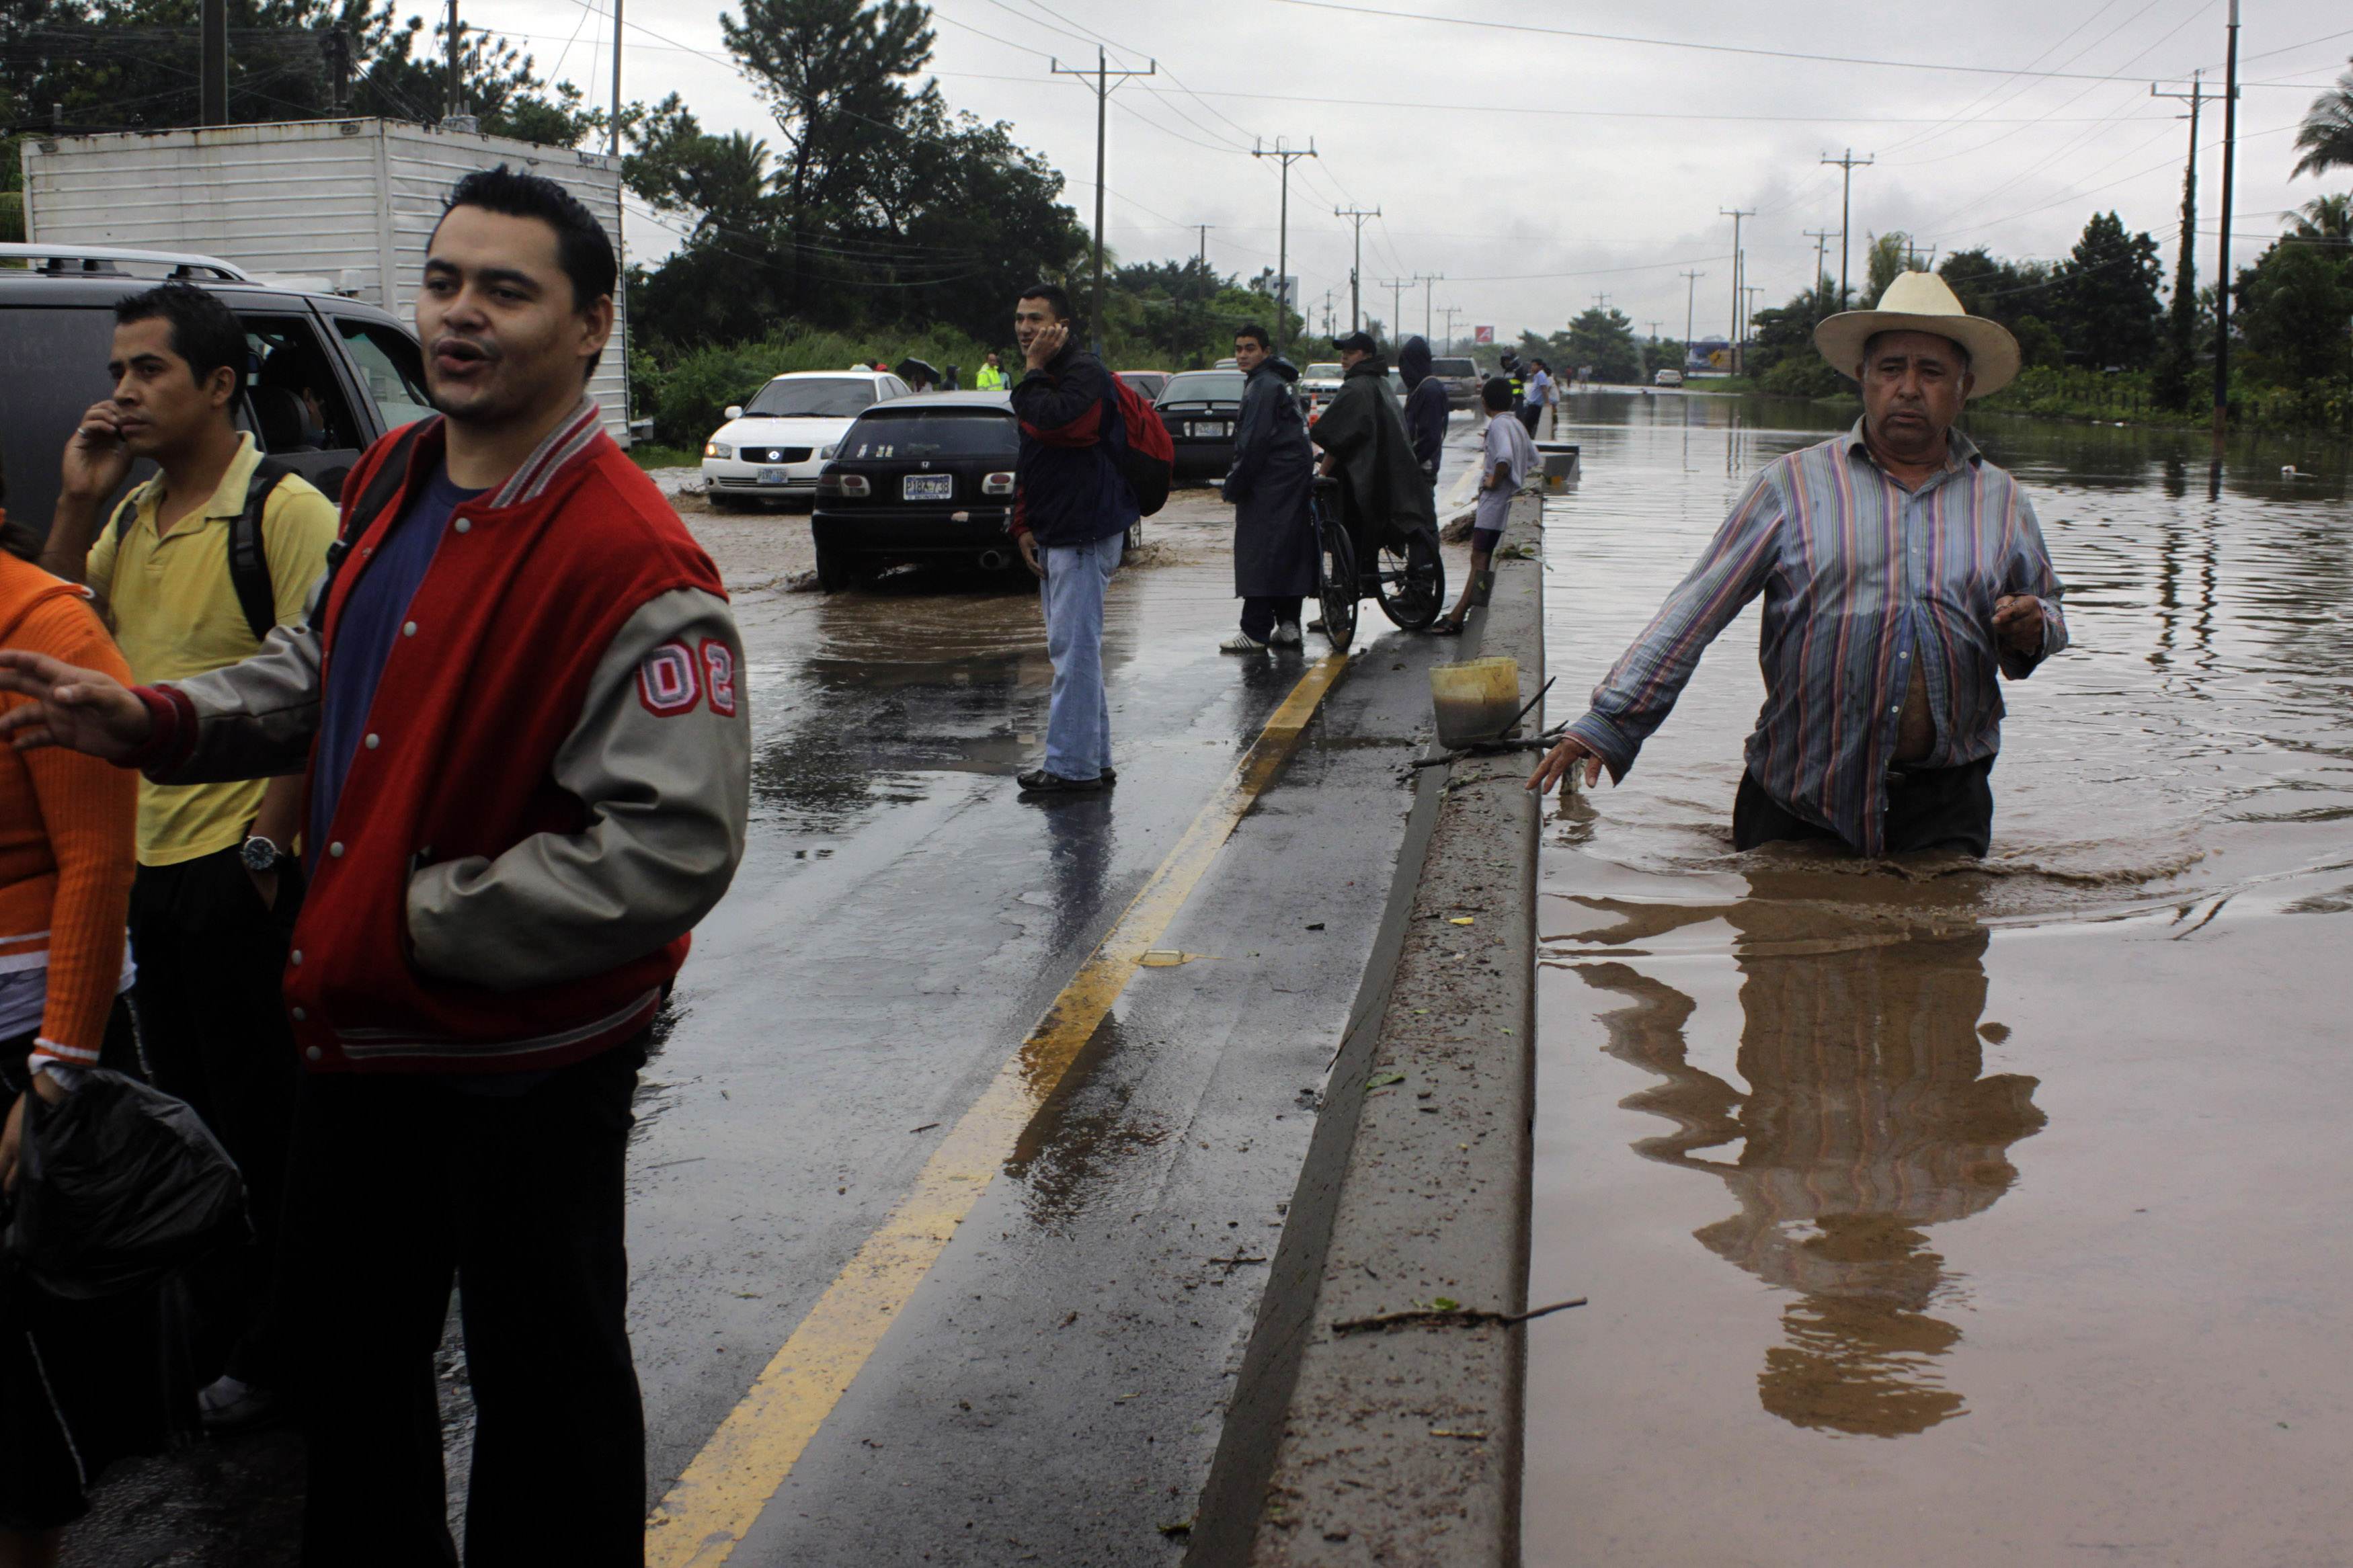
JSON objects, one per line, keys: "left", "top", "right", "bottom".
{"left": 1109, "top": 376, "right": 1174, "bottom": 517}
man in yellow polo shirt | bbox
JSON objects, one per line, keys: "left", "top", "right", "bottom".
{"left": 40, "top": 282, "right": 337, "bottom": 1432}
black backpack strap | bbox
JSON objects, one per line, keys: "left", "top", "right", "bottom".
{"left": 228, "top": 458, "right": 295, "bottom": 645}
{"left": 315, "top": 421, "right": 430, "bottom": 617}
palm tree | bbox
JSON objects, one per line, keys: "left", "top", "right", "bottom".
{"left": 2292, "top": 62, "right": 2353, "bottom": 179}
{"left": 2286, "top": 192, "right": 2353, "bottom": 241}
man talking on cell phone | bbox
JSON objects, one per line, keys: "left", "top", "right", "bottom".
{"left": 0, "top": 165, "right": 749, "bottom": 1567}
{"left": 1007, "top": 282, "right": 1137, "bottom": 798}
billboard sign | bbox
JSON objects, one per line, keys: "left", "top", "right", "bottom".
{"left": 1474, "top": 325, "right": 1494, "bottom": 344}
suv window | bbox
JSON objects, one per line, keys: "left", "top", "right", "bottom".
{"left": 1160, "top": 372, "right": 1246, "bottom": 404}
{"left": 335, "top": 319, "right": 434, "bottom": 430}
{"left": 1432, "top": 358, "right": 1478, "bottom": 378}
{"left": 842, "top": 409, "right": 1015, "bottom": 460}
{"left": 245, "top": 315, "right": 360, "bottom": 455}
{"left": 0, "top": 306, "right": 126, "bottom": 542}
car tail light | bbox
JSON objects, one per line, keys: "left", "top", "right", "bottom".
{"left": 982, "top": 471, "right": 1014, "bottom": 496}
{"left": 816, "top": 471, "right": 871, "bottom": 498}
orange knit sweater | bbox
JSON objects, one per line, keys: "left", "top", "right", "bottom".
{"left": 0, "top": 547, "right": 136, "bottom": 1065}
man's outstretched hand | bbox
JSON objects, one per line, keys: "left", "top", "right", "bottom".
{"left": 1993, "top": 594, "right": 2045, "bottom": 656}
{"left": 1527, "top": 733, "right": 1604, "bottom": 794}
{"left": 0, "top": 651, "right": 152, "bottom": 760}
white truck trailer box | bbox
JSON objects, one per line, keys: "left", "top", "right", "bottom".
{"left": 21, "top": 118, "right": 633, "bottom": 443}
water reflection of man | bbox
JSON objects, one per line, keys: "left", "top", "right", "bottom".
{"left": 1579, "top": 896, "right": 2044, "bottom": 1436}
{"left": 1529, "top": 274, "right": 2069, "bottom": 858}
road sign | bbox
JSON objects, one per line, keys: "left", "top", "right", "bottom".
{"left": 1474, "top": 325, "right": 1494, "bottom": 344}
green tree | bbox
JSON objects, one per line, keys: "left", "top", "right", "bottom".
{"left": 0, "top": 0, "right": 600, "bottom": 144}
{"left": 1861, "top": 231, "right": 1913, "bottom": 306}
{"left": 1564, "top": 306, "right": 1640, "bottom": 382}
{"left": 623, "top": 0, "right": 1086, "bottom": 354}
{"left": 2288, "top": 193, "right": 2353, "bottom": 241}
{"left": 2234, "top": 236, "right": 2353, "bottom": 384}
{"left": 2291, "top": 60, "right": 2353, "bottom": 180}
{"left": 2056, "top": 211, "right": 2163, "bottom": 370}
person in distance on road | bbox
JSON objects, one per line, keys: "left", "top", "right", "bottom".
{"left": 1008, "top": 282, "right": 1138, "bottom": 796}
{"left": 975, "top": 350, "right": 1010, "bottom": 392}
{"left": 1397, "top": 335, "right": 1450, "bottom": 496}
{"left": 0, "top": 165, "right": 752, "bottom": 1565}
{"left": 1218, "top": 323, "right": 1316, "bottom": 655}
{"left": 1521, "top": 358, "right": 1554, "bottom": 438}
{"left": 1432, "top": 376, "right": 1538, "bottom": 638}
{"left": 1527, "top": 272, "right": 2067, "bottom": 858}
{"left": 1310, "top": 329, "right": 1434, "bottom": 599}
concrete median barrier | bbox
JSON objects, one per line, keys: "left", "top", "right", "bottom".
{"left": 1189, "top": 493, "right": 1545, "bottom": 1565}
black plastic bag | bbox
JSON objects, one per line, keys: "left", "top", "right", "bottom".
{"left": 3, "top": 1071, "right": 247, "bottom": 1301}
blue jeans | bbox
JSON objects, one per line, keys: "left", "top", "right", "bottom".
{"left": 1040, "top": 530, "right": 1123, "bottom": 780}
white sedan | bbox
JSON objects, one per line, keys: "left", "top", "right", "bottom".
{"left": 703, "top": 370, "right": 912, "bottom": 509}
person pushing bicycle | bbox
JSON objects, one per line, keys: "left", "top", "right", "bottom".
{"left": 1311, "top": 329, "right": 1434, "bottom": 593}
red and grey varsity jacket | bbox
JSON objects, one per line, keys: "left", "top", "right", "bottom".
{"left": 132, "top": 399, "right": 751, "bottom": 1073}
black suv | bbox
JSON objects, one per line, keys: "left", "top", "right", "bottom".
{"left": 0, "top": 243, "right": 434, "bottom": 535}
{"left": 811, "top": 392, "right": 1024, "bottom": 591}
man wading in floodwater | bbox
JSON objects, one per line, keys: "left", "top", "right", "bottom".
{"left": 1527, "top": 273, "right": 2067, "bottom": 857}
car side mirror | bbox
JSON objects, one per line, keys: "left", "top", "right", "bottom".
{"left": 724, "top": 405, "right": 743, "bottom": 421}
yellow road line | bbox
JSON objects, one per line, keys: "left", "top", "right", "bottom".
{"left": 646, "top": 653, "right": 1351, "bottom": 1567}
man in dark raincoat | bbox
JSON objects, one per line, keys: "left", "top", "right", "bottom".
{"left": 1219, "top": 323, "right": 1318, "bottom": 653}
{"left": 1312, "top": 330, "right": 1435, "bottom": 582}
{"left": 1398, "top": 335, "right": 1450, "bottom": 492}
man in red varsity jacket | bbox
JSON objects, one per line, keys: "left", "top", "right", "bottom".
{"left": 0, "top": 168, "right": 749, "bottom": 1567}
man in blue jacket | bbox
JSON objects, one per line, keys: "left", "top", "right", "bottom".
{"left": 1009, "top": 283, "right": 1138, "bottom": 796}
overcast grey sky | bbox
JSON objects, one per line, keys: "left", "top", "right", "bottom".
{"left": 479, "top": 0, "right": 2350, "bottom": 344}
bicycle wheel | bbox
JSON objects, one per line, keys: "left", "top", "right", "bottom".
{"left": 1373, "top": 526, "right": 1446, "bottom": 630}
{"left": 1316, "top": 515, "right": 1359, "bottom": 652}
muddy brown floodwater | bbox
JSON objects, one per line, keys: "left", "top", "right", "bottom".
{"left": 1525, "top": 393, "right": 2353, "bottom": 1566}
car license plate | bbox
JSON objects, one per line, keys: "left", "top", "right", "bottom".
{"left": 757, "top": 466, "right": 787, "bottom": 485}
{"left": 903, "top": 473, "right": 953, "bottom": 501}
{"left": 1188, "top": 421, "right": 1231, "bottom": 439}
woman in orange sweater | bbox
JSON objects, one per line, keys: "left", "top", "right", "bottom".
{"left": 0, "top": 478, "right": 147, "bottom": 1565}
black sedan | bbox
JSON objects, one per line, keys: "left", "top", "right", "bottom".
{"left": 1154, "top": 370, "right": 1246, "bottom": 483}
{"left": 811, "top": 393, "right": 1021, "bottom": 591}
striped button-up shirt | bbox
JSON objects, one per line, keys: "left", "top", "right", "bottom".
{"left": 1566, "top": 420, "right": 2067, "bottom": 855}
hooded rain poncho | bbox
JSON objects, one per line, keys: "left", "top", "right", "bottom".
{"left": 1311, "top": 355, "right": 1437, "bottom": 553}
{"left": 1222, "top": 356, "right": 1318, "bottom": 598}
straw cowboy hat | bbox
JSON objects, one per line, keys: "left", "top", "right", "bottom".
{"left": 1813, "top": 271, "right": 2021, "bottom": 397}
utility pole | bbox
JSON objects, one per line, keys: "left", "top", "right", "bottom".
{"left": 2152, "top": 73, "right": 2212, "bottom": 408}
{"left": 1322, "top": 288, "right": 1334, "bottom": 338}
{"left": 2213, "top": 0, "right": 2239, "bottom": 451}
{"left": 1743, "top": 286, "right": 1763, "bottom": 358}
{"left": 1804, "top": 226, "right": 1836, "bottom": 298}
{"left": 608, "top": 0, "right": 624, "bottom": 157}
{"left": 1251, "top": 136, "right": 1317, "bottom": 355}
{"left": 1591, "top": 291, "right": 1613, "bottom": 311}
{"left": 1053, "top": 48, "right": 1158, "bottom": 353}
{"left": 1720, "top": 207, "right": 1753, "bottom": 372}
{"left": 1333, "top": 205, "right": 1380, "bottom": 331}
{"left": 1193, "top": 224, "right": 1213, "bottom": 267}
{"left": 1820, "top": 149, "right": 1874, "bottom": 307}
{"left": 1439, "top": 304, "right": 1464, "bottom": 352}
{"left": 1380, "top": 277, "right": 1410, "bottom": 333}
{"left": 1417, "top": 272, "right": 1441, "bottom": 342}
{"left": 446, "top": 0, "right": 462, "bottom": 120}
{"left": 1681, "top": 269, "right": 1706, "bottom": 367}
{"left": 200, "top": 0, "right": 227, "bottom": 124}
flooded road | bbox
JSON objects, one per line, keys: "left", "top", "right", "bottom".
{"left": 1524, "top": 393, "right": 2353, "bottom": 1564}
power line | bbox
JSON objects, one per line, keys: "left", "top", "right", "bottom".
{"left": 1258, "top": 0, "right": 2283, "bottom": 85}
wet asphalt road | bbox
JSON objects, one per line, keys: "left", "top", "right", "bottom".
{"left": 69, "top": 419, "right": 1492, "bottom": 1565}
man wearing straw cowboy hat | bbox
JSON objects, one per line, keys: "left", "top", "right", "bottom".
{"left": 1527, "top": 272, "right": 2067, "bottom": 857}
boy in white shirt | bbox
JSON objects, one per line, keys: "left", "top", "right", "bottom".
{"left": 1434, "top": 376, "right": 1540, "bottom": 635}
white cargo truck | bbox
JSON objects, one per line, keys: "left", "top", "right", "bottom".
{"left": 19, "top": 117, "right": 634, "bottom": 442}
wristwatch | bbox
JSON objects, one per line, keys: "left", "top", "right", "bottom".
{"left": 241, "top": 835, "right": 284, "bottom": 874}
